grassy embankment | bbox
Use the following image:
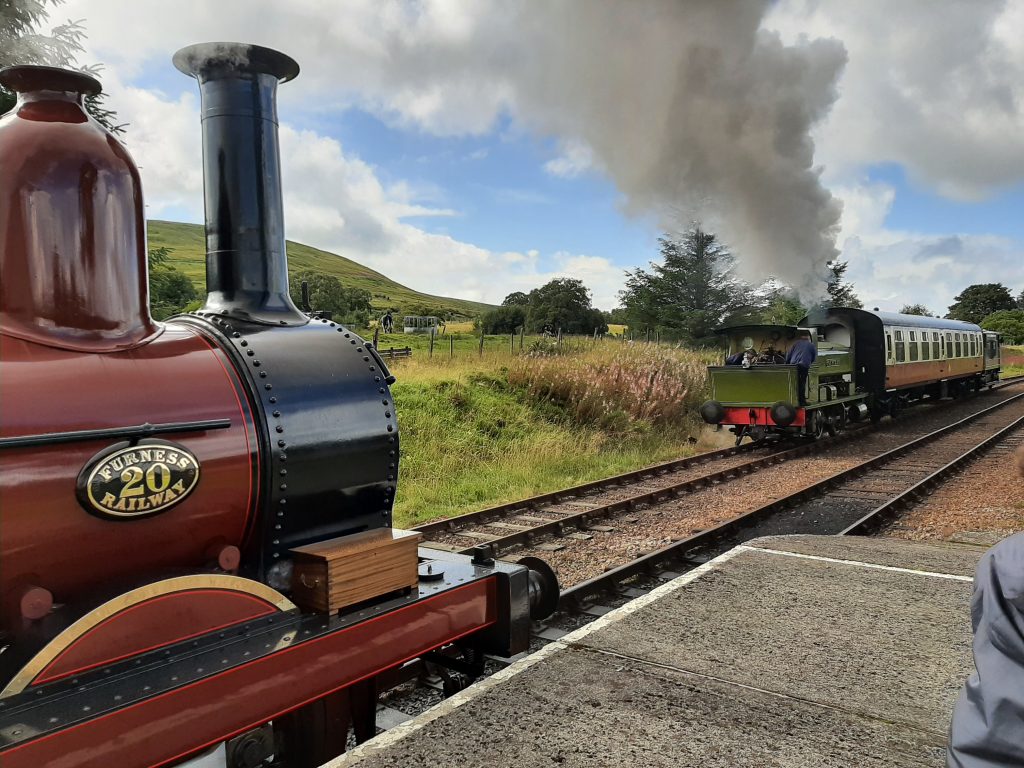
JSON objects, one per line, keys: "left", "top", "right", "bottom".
{"left": 390, "top": 341, "right": 718, "bottom": 527}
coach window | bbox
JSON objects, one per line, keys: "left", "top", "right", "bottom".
{"left": 895, "top": 330, "right": 906, "bottom": 363}
{"left": 921, "top": 333, "right": 930, "bottom": 360}
{"left": 955, "top": 333, "right": 962, "bottom": 358}
{"left": 886, "top": 333, "right": 893, "bottom": 363}
{"left": 933, "top": 332, "right": 941, "bottom": 359}
{"left": 909, "top": 330, "right": 919, "bottom": 362}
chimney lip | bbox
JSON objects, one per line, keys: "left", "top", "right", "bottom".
{"left": 172, "top": 42, "right": 299, "bottom": 83}
{"left": 0, "top": 65, "right": 102, "bottom": 96}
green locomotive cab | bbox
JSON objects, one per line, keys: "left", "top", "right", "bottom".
{"left": 701, "top": 322, "right": 868, "bottom": 444}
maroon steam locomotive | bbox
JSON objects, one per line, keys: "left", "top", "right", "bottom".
{"left": 0, "top": 43, "right": 556, "bottom": 768}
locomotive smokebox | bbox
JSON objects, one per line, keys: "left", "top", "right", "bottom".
{"left": 173, "top": 43, "right": 306, "bottom": 326}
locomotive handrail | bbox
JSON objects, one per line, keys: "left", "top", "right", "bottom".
{"left": 0, "top": 418, "right": 231, "bottom": 449}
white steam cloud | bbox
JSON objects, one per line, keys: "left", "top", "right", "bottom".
{"left": 302, "top": 0, "right": 849, "bottom": 301}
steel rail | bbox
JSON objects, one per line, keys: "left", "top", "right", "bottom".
{"left": 446, "top": 426, "right": 872, "bottom": 556}
{"left": 557, "top": 388, "right": 1024, "bottom": 609}
{"left": 416, "top": 376, "right": 1024, "bottom": 543}
{"left": 841, "top": 412, "right": 1024, "bottom": 535}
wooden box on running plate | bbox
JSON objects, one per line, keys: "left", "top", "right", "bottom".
{"left": 289, "top": 528, "right": 422, "bottom": 614}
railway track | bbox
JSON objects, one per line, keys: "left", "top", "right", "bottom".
{"left": 415, "top": 379, "right": 1024, "bottom": 562}
{"left": 555, "top": 382, "right": 1024, "bottom": 610}
{"left": 369, "top": 379, "right": 1024, "bottom": 734}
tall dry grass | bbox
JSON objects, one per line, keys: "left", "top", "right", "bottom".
{"left": 507, "top": 343, "right": 717, "bottom": 430}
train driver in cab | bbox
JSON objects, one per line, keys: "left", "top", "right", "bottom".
{"left": 725, "top": 345, "right": 756, "bottom": 367}
{"left": 785, "top": 330, "right": 817, "bottom": 406}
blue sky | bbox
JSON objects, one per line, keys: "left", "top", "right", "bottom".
{"left": 66, "top": 0, "right": 1024, "bottom": 313}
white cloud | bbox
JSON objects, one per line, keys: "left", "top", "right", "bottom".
{"left": 834, "top": 183, "right": 1024, "bottom": 314}
{"left": 98, "top": 82, "right": 618, "bottom": 306}
{"left": 767, "top": 0, "right": 1024, "bottom": 200}
{"left": 544, "top": 140, "right": 594, "bottom": 179}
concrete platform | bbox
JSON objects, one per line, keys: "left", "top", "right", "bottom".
{"left": 331, "top": 535, "right": 985, "bottom": 768}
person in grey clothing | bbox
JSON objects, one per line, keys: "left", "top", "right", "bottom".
{"left": 785, "top": 331, "right": 817, "bottom": 406}
{"left": 947, "top": 445, "right": 1024, "bottom": 767}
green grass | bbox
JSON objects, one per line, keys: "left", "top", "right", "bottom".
{"left": 1002, "top": 345, "right": 1024, "bottom": 378}
{"left": 389, "top": 345, "right": 712, "bottom": 527}
{"left": 147, "top": 220, "right": 496, "bottom": 317}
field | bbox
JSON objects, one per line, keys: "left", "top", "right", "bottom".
{"left": 147, "top": 220, "right": 496, "bottom": 317}
{"left": 1003, "top": 345, "right": 1024, "bottom": 377}
{"left": 389, "top": 341, "right": 718, "bottom": 527}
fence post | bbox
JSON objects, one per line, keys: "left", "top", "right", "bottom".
{"left": 450, "top": 335, "right": 454, "bottom": 359}
{"left": 373, "top": 326, "right": 380, "bottom": 348}
{"left": 646, "top": 328, "right": 651, "bottom": 344}
{"left": 479, "top": 330, "right": 485, "bottom": 357}
{"left": 519, "top": 326, "right": 524, "bottom": 351}
{"left": 557, "top": 328, "right": 562, "bottom": 351}
{"left": 429, "top": 331, "right": 434, "bottom": 358}
{"left": 510, "top": 332, "right": 515, "bottom": 355}
{"left": 656, "top": 331, "right": 660, "bottom": 346}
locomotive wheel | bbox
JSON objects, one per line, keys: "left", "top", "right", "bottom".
{"left": 809, "top": 411, "right": 825, "bottom": 440}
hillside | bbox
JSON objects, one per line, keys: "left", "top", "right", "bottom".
{"left": 147, "top": 220, "right": 497, "bottom": 317}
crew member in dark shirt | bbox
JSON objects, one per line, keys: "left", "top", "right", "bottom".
{"left": 785, "top": 331, "right": 817, "bottom": 406}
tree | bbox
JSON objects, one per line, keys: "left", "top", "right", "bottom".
{"left": 1017, "top": 289, "right": 1024, "bottom": 310}
{"left": 824, "top": 260, "right": 862, "bottom": 309}
{"left": 946, "top": 284, "right": 1016, "bottom": 324}
{"left": 477, "top": 305, "right": 526, "bottom": 334}
{"left": 523, "top": 277, "right": 606, "bottom": 334}
{"left": 761, "top": 291, "right": 806, "bottom": 326}
{"left": 502, "top": 291, "right": 529, "bottom": 307}
{"left": 900, "top": 303, "right": 932, "bottom": 316}
{"left": 981, "top": 310, "right": 1024, "bottom": 344}
{"left": 288, "top": 270, "right": 372, "bottom": 326}
{"left": 618, "top": 227, "right": 758, "bottom": 345}
{"left": 148, "top": 247, "right": 199, "bottom": 320}
{"left": 1, "top": 1, "right": 122, "bottom": 132}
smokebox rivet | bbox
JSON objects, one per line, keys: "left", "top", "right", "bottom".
{"left": 265, "top": 384, "right": 273, "bottom": 390}
{"left": 276, "top": 425, "right": 284, "bottom": 433}
{"left": 374, "top": 377, "right": 381, "bottom": 383}
{"left": 387, "top": 425, "right": 394, "bottom": 432}
{"left": 388, "top": 437, "right": 395, "bottom": 443}
{"left": 278, "top": 440, "right": 286, "bottom": 447}
{"left": 259, "top": 371, "right": 268, "bottom": 378}
{"left": 269, "top": 396, "right": 277, "bottom": 404}
{"left": 279, "top": 453, "right": 287, "bottom": 461}
{"left": 379, "top": 388, "right": 386, "bottom": 394}
{"left": 382, "top": 399, "right": 389, "bottom": 405}
{"left": 240, "top": 340, "right": 248, "bottom": 347}
{"left": 247, "top": 350, "right": 255, "bottom": 356}
{"left": 272, "top": 410, "right": 281, "bottom": 417}
{"left": 253, "top": 360, "right": 261, "bottom": 367}
{"left": 369, "top": 366, "right": 376, "bottom": 371}
{"left": 385, "top": 411, "right": 391, "bottom": 418}
{"left": 280, "top": 483, "right": 287, "bottom": 491}
{"left": 357, "top": 347, "right": 363, "bottom": 352}
{"left": 233, "top": 332, "right": 241, "bottom": 338}
{"left": 363, "top": 356, "right": 370, "bottom": 362}
{"left": 280, "top": 469, "right": 287, "bottom": 476}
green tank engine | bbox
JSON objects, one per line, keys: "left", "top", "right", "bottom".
{"left": 699, "top": 308, "right": 1000, "bottom": 445}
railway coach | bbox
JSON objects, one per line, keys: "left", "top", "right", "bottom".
{"left": 700, "top": 307, "right": 1001, "bottom": 444}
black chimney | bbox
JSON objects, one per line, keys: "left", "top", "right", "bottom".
{"left": 173, "top": 42, "right": 306, "bottom": 325}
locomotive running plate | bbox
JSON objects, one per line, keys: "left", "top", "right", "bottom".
{"left": 77, "top": 439, "right": 200, "bottom": 520}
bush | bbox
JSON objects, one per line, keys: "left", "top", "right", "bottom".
{"left": 477, "top": 305, "right": 526, "bottom": 334}
{"left": 507, "top": 343, "right": 713, "bottom": 430}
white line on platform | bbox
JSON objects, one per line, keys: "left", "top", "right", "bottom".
{"left": 741, "top": 545, "right": 974, "bottom": 582}
{"left": 324, "top": 546, "right": 748, "bottom": 766}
